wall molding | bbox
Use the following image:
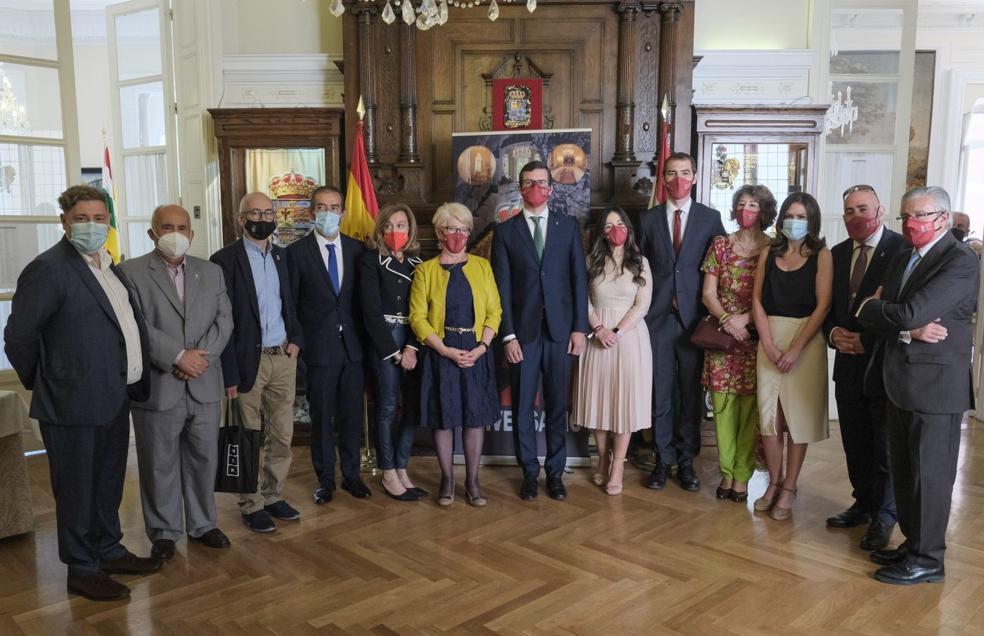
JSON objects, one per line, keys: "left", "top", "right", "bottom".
{"left": 692, "top": 49, "right": 817, "bottom": 105}
{"left": 219, "top": 54, "right": 344, "bottom": 108}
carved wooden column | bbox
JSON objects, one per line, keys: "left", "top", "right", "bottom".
{"left": 355, "top": 3, "right": 379, "bottom": 164}
{"left": 614, "top": 2, "right": 639, "bottom": 162}
{"left": 399, "top": 23, "right": 420, "bottom": 164}
{"left": 657, "top": 1, "right": 683, "bottom": 152}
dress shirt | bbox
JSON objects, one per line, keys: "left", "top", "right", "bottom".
{"left": 522, "top": 206, "right": 549, "bottom": 243}
{"left": 315, "top": 230, "right": 344, "bottom": 289}
{"left": 244, "top": 239, "right": 288, "bottom": 347}
{"left": 76, "top": 246, "right": 143, "bottom": 384}
{"left": 666, "top": 197, "right": 693, "bottom": 240}
{"left": 162, "top": 255, "right": 186, "bottom": 303}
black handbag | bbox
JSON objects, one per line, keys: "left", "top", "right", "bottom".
{"left": 214, "top": 398, "right": 261, "bottom": 494}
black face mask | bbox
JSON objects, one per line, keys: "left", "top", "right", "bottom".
{"left": 951, "top": 227, "right": 968, "bottom": 242}
{"left": 244, "top": 219, "right": 276, "bottom": 241}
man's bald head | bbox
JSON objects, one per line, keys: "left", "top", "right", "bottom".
{"left": 151, "top": 204, "right": 192, "bottom": 234}
{"left": 952, "top": 212, "right": 970, "bottom": 234}
{"left": 239, "top": 192, "right": 273, "bottom": 216}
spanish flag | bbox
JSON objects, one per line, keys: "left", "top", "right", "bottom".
{"left": 339, "top": 112, "right": 378, "bottom": 243}
{"left": 102, "top": 144, "right": 122, "bottom": 263}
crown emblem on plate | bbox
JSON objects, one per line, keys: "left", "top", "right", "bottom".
{"left": 269, "top": 172, "right": 317, "bottom": 199}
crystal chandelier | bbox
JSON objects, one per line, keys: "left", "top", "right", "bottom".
{"left": 825, "top": 84, "right": 858, "bottom": 137}
{"left": 329, "top": 0, "right": 538, "bottom": 31}
{"left": 0, "top": 63, "right": 29, "bottom": 134}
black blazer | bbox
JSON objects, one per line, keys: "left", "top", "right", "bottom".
{"left": 287, "top": 231, "right": 365, "bottom": 365}
{"left": 359, "top": 250, "right": 422, "bottom": 358}
{"left": 490, "top": 211, "right": 589, "bottom": 343}
{"left": 857, "top": 231, "right": 979, "bottom": 414}
{"left": 210, "top": 239, "right": 301, "bottom": 393}
{"left": 637, "top": 201, "right": 726, "bottom": 331}
{"left": 3, "top": 237, "right": 151, "bottom": 426}
{"left": 822, "top": 228, "right": 907, "bottom": 384}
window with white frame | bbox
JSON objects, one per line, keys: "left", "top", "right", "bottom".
{"left": 958, "top": 100, "right": 984, "bottom": 239}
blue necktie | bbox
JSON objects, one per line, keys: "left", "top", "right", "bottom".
{"left": 326, "top": 243, "right": 340, "bottom": 294}
{"left": 900, "top": 249, "right": 921, "bottom": 290}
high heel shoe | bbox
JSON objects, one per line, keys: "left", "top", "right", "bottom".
{"left": 382, "top": 485, "right": 420, "bottom": 502}
{"left": 593, "top": 449, "right": 613, "bottom": 486}
{"left": 437, "top": 480, "right": 455, "bottom": 507}
{"left": 605, "top": 459, "right": 626, "bottom": 496}
{"left": 769, "top": 486, "right": 797, "bottom": 521}
{"left": 465, "top": 489, "right": 487, "bottom": 507}
{"left": 753, "top": 487, "right": 780, "bottom": 512}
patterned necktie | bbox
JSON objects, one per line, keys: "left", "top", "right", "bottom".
{"left": 673, "top": 209, "right": 682, "bottom": 256}
{"left": 531, "top": 216, "right": 544, "bottom": 260}
{"left": 900, "top": 250, "right": 921, "bottom": 290}
{"left": 326, "top": 243, "right": 340, "bottom": 294}
{"left": 848, "top": 244, "right": 869, "bottom": 300}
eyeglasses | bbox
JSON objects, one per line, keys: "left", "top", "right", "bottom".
{"left": 443, "top": 226, "right": 471, "bottom": 236}
{"left": 842, "top": 184, "right": 877, "bottom": 200}
{"left": 898, "top": 210, "right": 945, "bottom": 222}
{"left": 520, "top": 179, "right": 549, "bottom": 188}
{"left": 313, "top": 204, "right": 343, "bottom": 214}
{"left": 245, "top": 208, "right": 276, "bottom": 221}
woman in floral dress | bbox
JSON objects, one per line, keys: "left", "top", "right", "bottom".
{"left": 700, "top": 185, "right": 776, "bottom": 502}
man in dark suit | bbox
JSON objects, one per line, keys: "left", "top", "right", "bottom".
{"left": 638, "top": 152, "right": 725, "bottom": 491}
{"left": 3, "top": 185, "right": 160, "bottom": 601}
{"left": 823, "top": 185, "right": 906, "bottom": 550}
{"left": 212, "top": 191, "right": 303, "bottom": 533}
{"left": 491, "top": 160, "right": 589, "bottom": 501}
{"left": 287, "top": 185, "right": 371, "bottom": 503}
{"left": 857, "top": 186, "right": 979, "bottom": 585}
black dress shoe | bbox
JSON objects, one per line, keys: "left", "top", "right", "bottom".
{"left": 646, "top": 462, "right": 669, "bottom": 490}
{"left": 243, "top": 510, "right": 277, "bottom": 533}
{"left": 520, "top": 475, "right": 539, "bottom": 500}
{"left": 677, "top": 464, "right": 700, "bottom": 491}
{"left": 408, "top": 487, "right": 429, "bottom": 497}
{"left": 342, "top": 478, "right": 372, "bottom": 499}
{"left": 874, "top": 561, "right": 945, "bottom": 585}
{"left": 190, "top": 528, "right": 231, "bottom": 549}
{"left": 826, "top": 507, "right": 870, "bottom": 528}
{"left": 870, "top": 545, "right": 909, "bottom": 566}
{"left": 67, "top": 573, "right": 130, "bottom": 601}
{"left": 264, "top": 500, "right": 301, "bottom": 521}
{"left": 101, "top": 550, "right": 162, "bottom": 575}
{"left": 716, "top": 485, "right": 732, "bottom": 499}
{"left": 546, "top": 476, "right": 567, "bottom": 501}
{"left": 150, "top": 539, "right": 175, "bottom": 562}
{"left": 859, "top": 521, "right": 893, "bottom": 551}
{"left": 314, "top": 483, "right": 335, "bottom": 504}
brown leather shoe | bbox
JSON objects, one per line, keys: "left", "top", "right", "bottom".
{"left": 101, "top": 550, "right": 163, "bottom": 575}
{"left": 67, "top": 573, "right": 130, "bottom": 601}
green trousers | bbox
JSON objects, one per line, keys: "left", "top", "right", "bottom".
{"left": 712, "top": 392, "right": 758, "bottom": 482}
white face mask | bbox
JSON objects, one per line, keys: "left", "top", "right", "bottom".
{"left": 155, "top": 230, "right": 191, "bottom": 259}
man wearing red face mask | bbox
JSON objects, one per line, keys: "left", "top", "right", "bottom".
{"left": 491, "top": 160, "right": 590, "bottom": 501}
{"left": 821, "top": 185, "right": 906, "bottom": 551}
{"left": 856, "top": 186, "right": 979, "bottom": 585}
{"left": 637, "top": 152, "right": 726, "bottom": 492}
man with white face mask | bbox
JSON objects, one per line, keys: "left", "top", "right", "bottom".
{"left": 118, "top": 204, "right": 233, "bottom": 562}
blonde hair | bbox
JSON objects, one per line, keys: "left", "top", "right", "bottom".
{"left": 432, "top": 202, "right": 474, "bottom": 237}
{"left": 370, "top": 202, "right": 420, "bottom": 256}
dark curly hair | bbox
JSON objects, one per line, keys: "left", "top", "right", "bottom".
{"left": 587, "top": 207, "right": 646, "bottom": 287}
{"left": 730, "top": 184, "right": 777, "bottom": 230}
{"left": 58, "top": 184, "right": 107, "bottom": 214}
{"left": 771, "top": 192, "right": 826, "bottom": 255}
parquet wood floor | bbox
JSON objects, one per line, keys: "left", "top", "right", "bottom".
{"left": 2, "top": 419, "right": 983, "bottom": 635}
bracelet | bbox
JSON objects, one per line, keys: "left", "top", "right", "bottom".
{"left": 477, "top": 342, "right": 489, "bottom": 352}
{"left": 719, "top": 312, "right": 731, "bottom": 324}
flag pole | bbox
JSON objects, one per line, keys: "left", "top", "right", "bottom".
{"left": 356, "top": 93, "right": 378, "bottom": 477}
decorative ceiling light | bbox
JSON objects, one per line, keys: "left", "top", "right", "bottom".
{"left": 335, "top": 0, "right": 537, "bottom": 30}
{"left": 825, "top": 85, "right": 858, "bottom": 137}
{"left": 0, "top": 64, "right": 29, "bottom": 134}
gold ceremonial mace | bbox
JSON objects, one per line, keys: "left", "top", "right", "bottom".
{"left": 356, "top": 94, "right": 379, "bottom": 476}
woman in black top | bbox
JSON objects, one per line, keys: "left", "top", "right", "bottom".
{"left": 752, "top": 192, "right": 832, "bottom": 521}
{"left": 359, "top": 203, "right": 426, "bottom": 501}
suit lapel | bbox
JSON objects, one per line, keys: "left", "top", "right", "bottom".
{"left": 540, "top": 215, "right": 564, "bottom": 268}
{"left": 236, "top": 240, "right": 261, "bottom": 322}
{"left": 834, "top": 242, "right": 852, "bottom": 310}
{"left": 677, "top": 205, "right": 704, "bottom": 262}
{"left": 63, "top": 241, "right": 121, "bottom": 331}
{"left": 509, "top": 213, "right": 539, "bottom": 264}
{"left": 148, "top": 254, "right": 185, "bottom": 318}
{"left": 900, "top": 233, "right": 954, "bottom": 301}
{"left": 183, "top": 258, "right": 200, "bottom": 311}
{"left": 652, "top": 204, "right": 674, "bottom": 261}
{"left": 857, "top": 231, "right": 894, "bottom": 298}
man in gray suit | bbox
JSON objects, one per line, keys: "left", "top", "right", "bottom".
{"left": 119, "top": 204, "right": 233, "bottom": 561}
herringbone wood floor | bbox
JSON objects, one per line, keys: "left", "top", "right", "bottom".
{"left": 2, "top": 419, "right": 983, "bottom": 635}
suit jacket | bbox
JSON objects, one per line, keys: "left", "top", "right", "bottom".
{"left": 119, "top": 251, "right": 232, "bottom": 411}
{"left": 359, "top": 250, "right": 422, "bottom": 358}
{"left": 823, "top": 228, "right": 906, "bottom": 385}
{"left": 3, "top": 237, "right": 151, "bottom": 426}
{"left": 211, "top": 239, "right": 301, "bottom": 393}
{"left": 638, "top": 201, "right": 726, "bottom": 330}
{"left": 857, "top": 232, "right": 979, "bottom": 414}
{"left": 490, "top": 211, "right": 589, "bottom": 343}
{"left": 287, "top": 231, "right": 365, "bottom": 365}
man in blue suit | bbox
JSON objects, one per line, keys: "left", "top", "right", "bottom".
{"left": 491, "top": 160, "right": 589, "bottom": 501}
{"left": 638, "top": 152, "right": 725, "bottom": 492}
{"left": 4, "top": 185, "right": 160, "bottom": 601}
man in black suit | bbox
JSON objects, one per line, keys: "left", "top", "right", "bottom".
{"left": 211, "top": 191, "right": 303, "bottom": 533}
{"left": 287, "top": 185, "right": 370, "bottom": 503}
{"left": 3, "top": 185, "right": 160, "bottom": 601}
{"left": 638, "top": 152, "right": 725, "bottom": 491}
{"left": 823, "top": 185, "right": 906, "bottom": 550}
{"left": 857, "top": 186, "right": 979, "bottom": 585}
{"left": 491, "top": 160, "right": 589, "bottom": 501}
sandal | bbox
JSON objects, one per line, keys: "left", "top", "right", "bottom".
{"left": 753, "top": 483, "right": 781, "bottom": 512}
{"left": 769, "top": 486, "right": 797, "bottom": 521}
{"left": 594, "top": 449, "right": 613, "bottom": 486}
{"left": 605, "top": 459, "right": 626, "bottom": 496}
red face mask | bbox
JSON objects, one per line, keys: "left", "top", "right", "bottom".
{"left": 442, "top": 233, "right": 468, "bottom": 254}
{"left": 845, "top": 214, "right": 881, "bottom": 242}
{"left": 521, "top": 184, "right": 551, "bottom": 208}
{"left": 665, "top": 177, "right": 693, "bottom": 201}
{"left": 383, "top": 231, "right": 409, "bottom": 253}
{"left": 605, "top": 225, "right": 629, "bottom": 247}
{"left": 903, "top": 214, "right": 940, "bottom": 249}
{"left": 736, "top": 207, "right": 760, "bottom": 229}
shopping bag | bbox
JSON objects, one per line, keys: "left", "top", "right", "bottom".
{"left": 214, "top": 398, "right": 260, "bottom": 493}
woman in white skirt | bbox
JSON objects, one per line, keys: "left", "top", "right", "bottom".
{"left": 574, "top": 207, "right": 652, "bottom": 496}
{"left": 751, "top": 192, "right": 832, "bottom": 520}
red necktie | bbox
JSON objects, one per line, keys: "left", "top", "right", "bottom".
{"left": 673, "top": 209, "right": 682, "bottom": 256}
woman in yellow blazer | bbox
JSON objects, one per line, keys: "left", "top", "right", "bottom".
{"left": 410, "top": 202, "right": 501, "bottom": 507}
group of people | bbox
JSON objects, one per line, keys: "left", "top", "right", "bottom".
{"left": 3, "top": 153, "right": 978, "bottom": 601}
